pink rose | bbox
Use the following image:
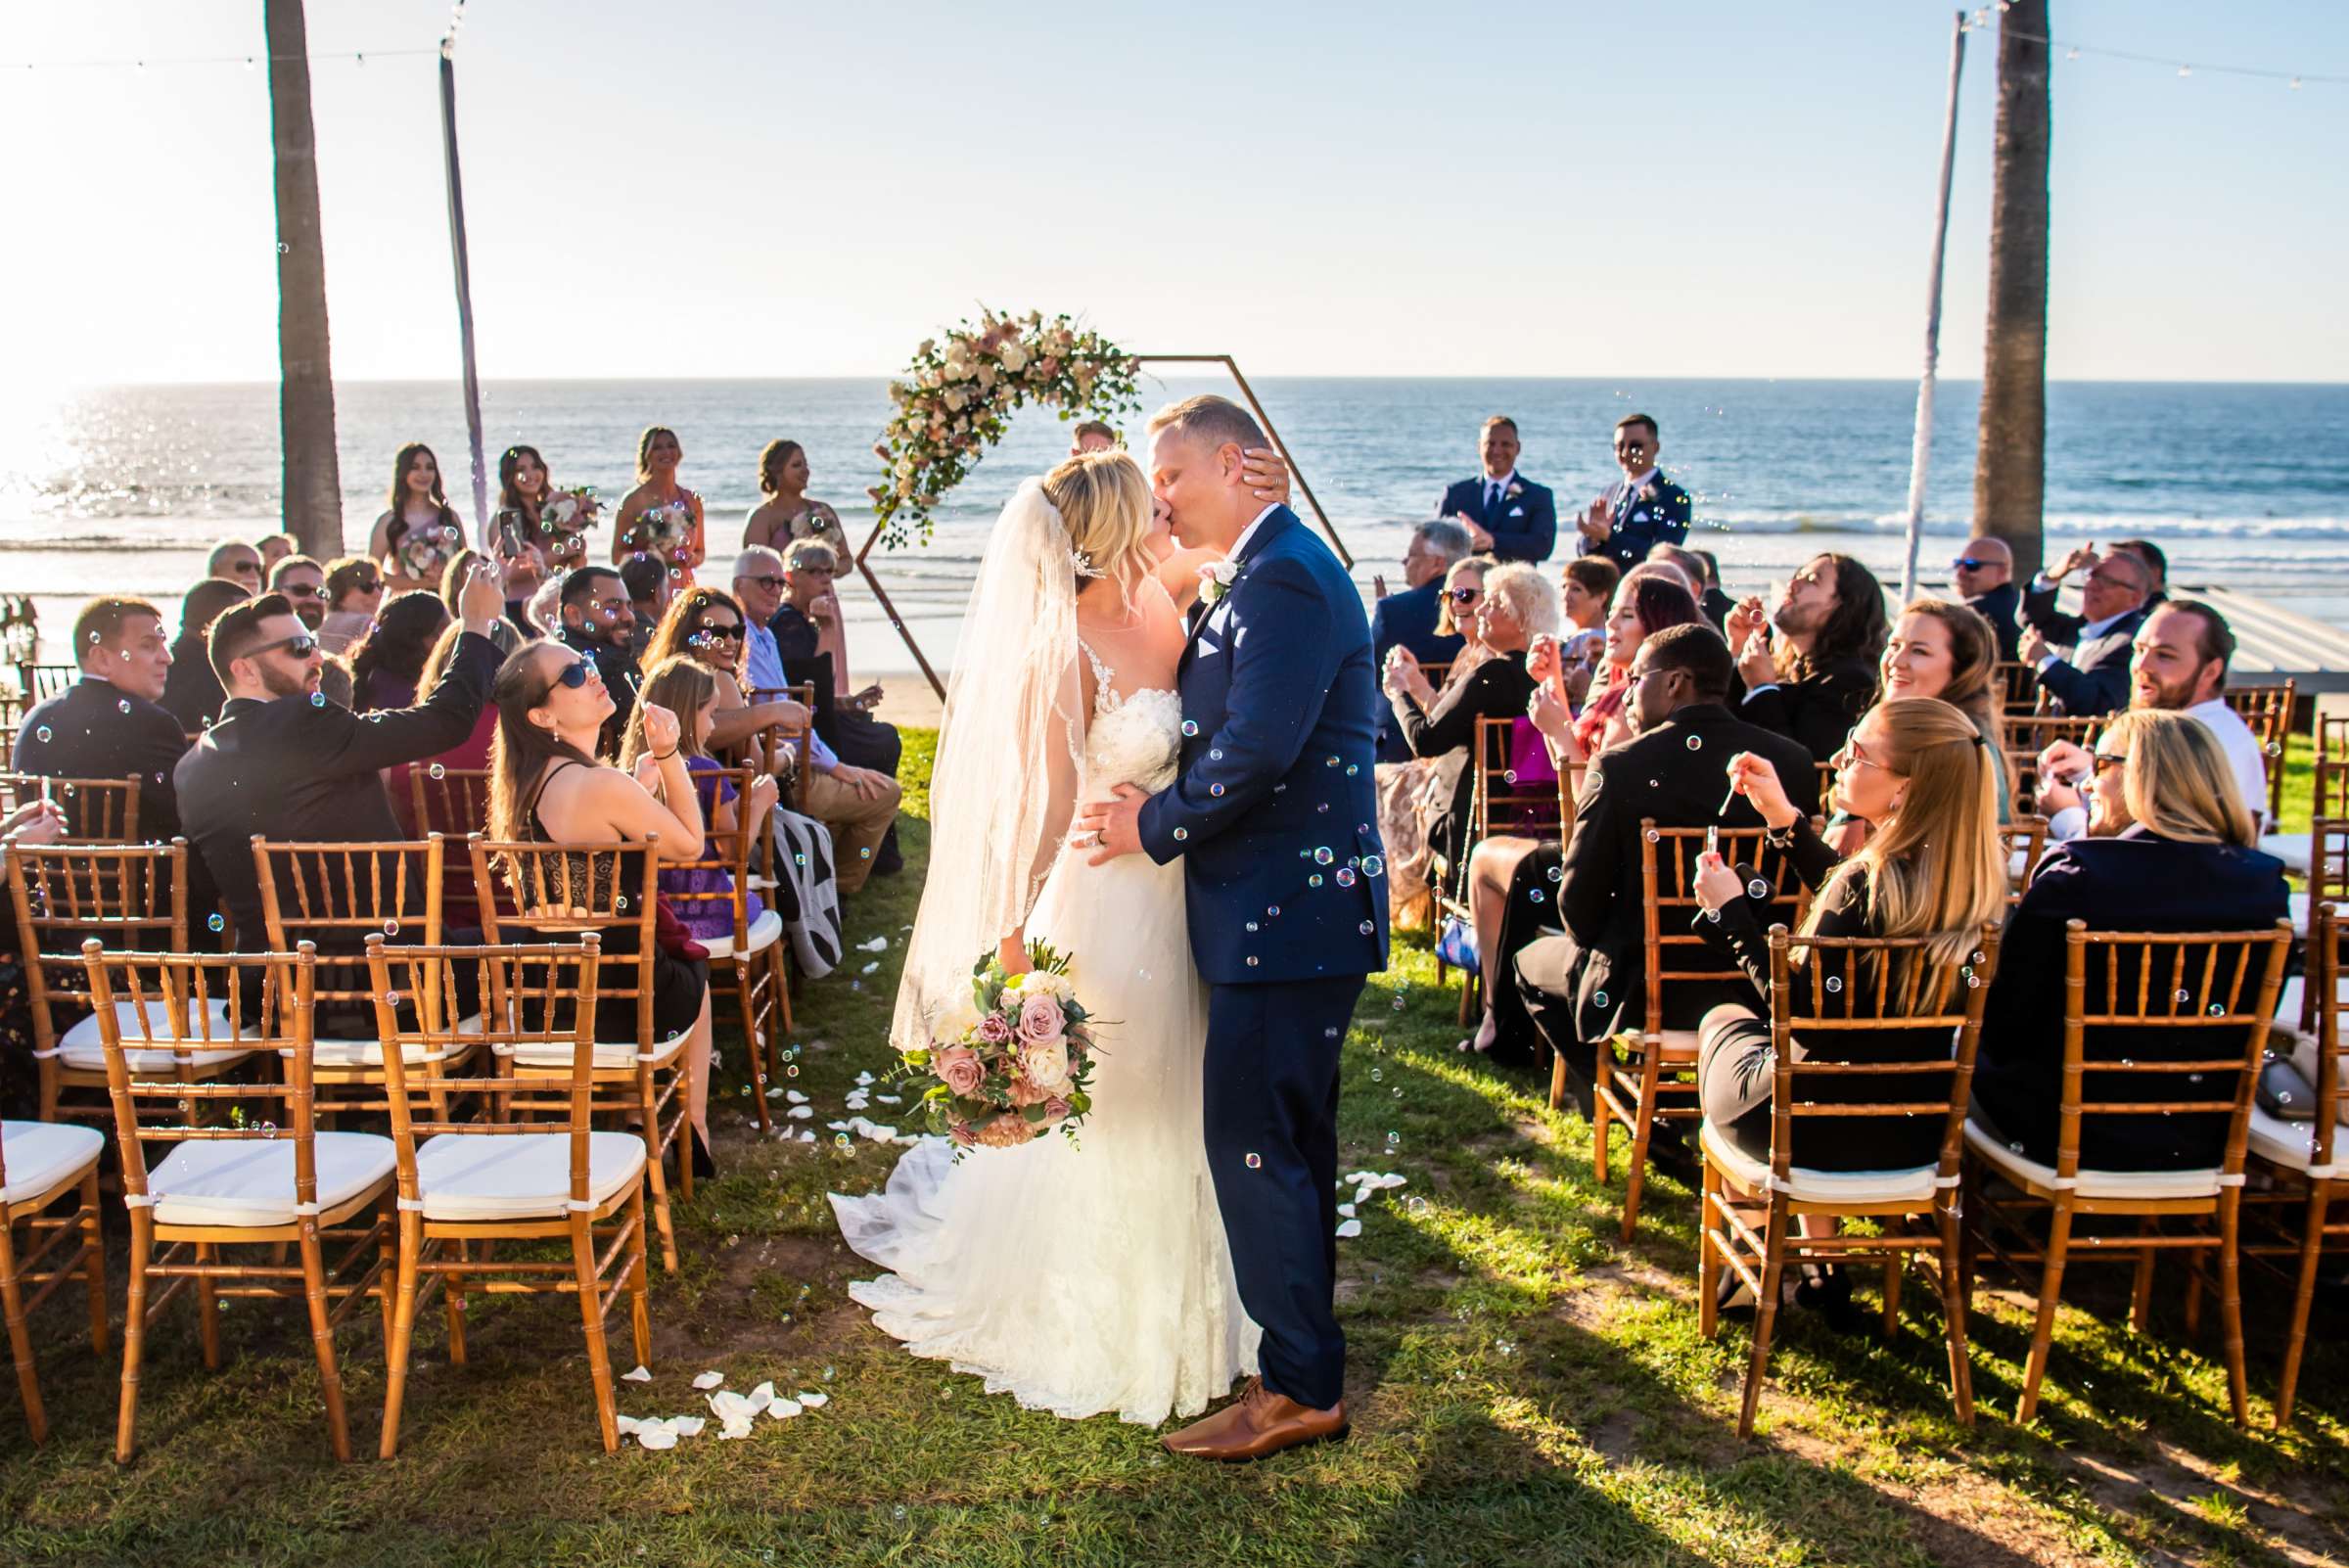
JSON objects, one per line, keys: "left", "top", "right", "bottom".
{"left": 937, "top": 1045, "right": 987, "bottom": 1099}
{"left": 949, "top": 1122, "right": 977, "bottom": 1147}
{"left": 1016, "top": 992, "right": 1065, "bottom": 1044}
{"left": 1042, "top": 1096, "right": 1072, "bottom": 1124}
{"left": 977, "top": 1012, "right": 1013, "bottom": 1045}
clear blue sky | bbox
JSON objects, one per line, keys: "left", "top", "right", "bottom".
{"left": 8, "top": 0, "right": 2344, "bottom": 383}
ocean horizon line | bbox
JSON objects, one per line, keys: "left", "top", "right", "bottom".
{"left": 33, "top": 372, "right": 2349, "bottom": 393}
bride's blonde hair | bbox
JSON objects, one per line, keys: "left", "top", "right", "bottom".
{"left": 1042, "top": 450, "right": 1154, "bottom": 604}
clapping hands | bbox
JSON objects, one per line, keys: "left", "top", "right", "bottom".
{"left": 2, "top": 800, "right": 66, "bottom": 847}
{"left": 1579, "top": 494, "right": 1613, "bottom": 543}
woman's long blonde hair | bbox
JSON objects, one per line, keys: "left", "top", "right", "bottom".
{"left": 1040, "top": 449, "right": 1154, "bottom": 608}
{"left": 1436, "top": 556, "right": 1494, "bottom": 639}
{"left": 2108, "top": 709, "right": 2259, "bottom": 848}
{"left": 1801, "top": 696, "right": 2007, "bottom": 1011}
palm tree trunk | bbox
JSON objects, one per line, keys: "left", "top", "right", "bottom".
{"left": 1972, "top": 0, "right": 2052, "bottom": 579}
{"left": 265, "top": 0, "right": 344, "bottom": 561}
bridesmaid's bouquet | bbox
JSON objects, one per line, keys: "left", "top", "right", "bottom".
{"left": 903, "top": 941, "right": 1099, "bottom": 1150}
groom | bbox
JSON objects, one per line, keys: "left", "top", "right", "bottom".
{"left": 1078, "top": 394, "right": 1388, "bottom": 1460}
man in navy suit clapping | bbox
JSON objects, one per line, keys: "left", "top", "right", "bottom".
{"left": 1437, "top": 415, "right": 1557, "bottom": 564}
{"left": 1576, "top": 413, "right": 1692, "bottom": 572}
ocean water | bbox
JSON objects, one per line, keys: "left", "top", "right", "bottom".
{"left": 4, "top": 377, "right": 2344, "bottom": 672}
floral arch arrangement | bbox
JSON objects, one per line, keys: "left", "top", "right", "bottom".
{"left": 867, "top": 308, "right": 1140, "bottom": 549}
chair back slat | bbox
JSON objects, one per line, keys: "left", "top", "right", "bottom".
{"left": 1638, "top": 822, "right": 1809, "bottom": 1037}
{"left": 1999, "top": 814, "right": 2050, "bottom": 903}
{"left": 2303, "top": 902, "right": 2346, "bottom": 1171}
{"left": 6, "top": 842, "right": 190, "bottom": 1057}
{"left": 15, "top": 665, "right": 78, "bottom": 707}
{"left": 0, "top": 772, "right": 143, "bottom": 845}
{"left": 744, "top": 684, "right": 816, "bottom": 779}
{"left": 2003, "top": 715, "right": 2104, "bottom": 815}
{"left": 471, "top": 837, "right": 661, "bottom": 1045}
{"left": 80, "top": 944, "right": 321, "bottom": 1205}
{"left": 1994, "top": 660, "right": 2041, "bottom": 713}
{"left": 253, "top": 838, "right": 445, "bottom": 1031}
{"left": 407, "top": 765, "right": 493, "bottom": 840}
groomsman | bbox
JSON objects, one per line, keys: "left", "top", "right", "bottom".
{"left": 1577, "top": 413, "right": 1691, "bottom": 572}
{"left": 1437, "top": 416, "right": 1557, "bottom": 564}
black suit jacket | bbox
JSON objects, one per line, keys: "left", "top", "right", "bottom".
{"left": 1368, "top": 583, "right": 1465, "bottom": 763}
{"left": 1965, "top": 581, "right": 2022, "bottom": 664}
{"left": 2023, "top": 594, "right": 2146, "bottom": 717}
{"left": 1439, "top": 475, "right": 1558, "bottom": 564}
{"left": 1394, "top": 649, "right": 1537, "bottom": 870}
{"left": 1700, "top": 586, "right": 1736, "bottom": 633}
{"left": 160, "top": 637, "right": 227, "bottom": 736}
{"left": 1738, "top": 654, "right": 1877, "bottom": 764}
{"left": 1533, "top": 703, "right": 1820, "bottom": 1044}
{"left": 12, "top": 678, "right": 192, "bottom": 841}
{"left": 1972, "top": 832, "right": 2289, "bottom": 1172}
{"left": 1582, "top": 472, "right": 1693, "bottom": 573}
{"left": 174, "top": 631, "right": 502, "bottom": 947}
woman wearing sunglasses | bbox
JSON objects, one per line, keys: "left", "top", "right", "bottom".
{"left": 640, "top": 587, "right": 812, "bottom": 757}
{"left": 318, "top": 557, "right": 385, "bottom": 655}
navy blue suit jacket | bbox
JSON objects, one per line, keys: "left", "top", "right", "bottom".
{"left": 1440, "top": 475, "right": 1557, "bottom": 564}
{"left": 1139, "top": 507, "right": 1389, "bottom": 986}
{"left": 1368, "top": 582, "right": 1464, "bottom": 763}
{"left": 1584, "top": 472, "right": 1692, "bottom": 572}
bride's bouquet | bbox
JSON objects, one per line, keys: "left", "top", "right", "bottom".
{"left": 902, "top": 941, "right": 1099, "bottom": 1150}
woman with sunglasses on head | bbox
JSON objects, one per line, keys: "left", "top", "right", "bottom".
{"left": 318, "top": 557, "right": 385, "bottom": 655}
{"left": 348, "top": 590, "right": 453, "bottom": 715}
{"left": 486, "top": 639, "right": 719, "bottom": 1171}
{"left": 1972, "top": 711, "right": 2286, "bottom": 1175}
{"left": 1692, "top": 697, "right": 2008, "bottom": 1319}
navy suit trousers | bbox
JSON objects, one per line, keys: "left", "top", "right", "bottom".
{"left": 1202, "top": 974, "right": 1364, "bottom": 1411}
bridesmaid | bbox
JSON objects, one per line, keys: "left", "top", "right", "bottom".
{"left": 742, "top": 439, "right": 848, "bottom": 554}
{"left": 369, "top": 442, "right": 466, "bottom": 595}
{"left": 613, "top": 425, "right": 706, "bottom": 572}
{"left": 491, "top": 442, "right": 589, "bottom": 629}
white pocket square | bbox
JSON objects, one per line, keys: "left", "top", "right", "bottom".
{"left": 1507, "top": 506, "right": 1525, "bottom": 518}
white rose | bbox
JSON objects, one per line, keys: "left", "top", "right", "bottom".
{"left": 1021, "top": 1040, "right": 1072, "bottom": 1092}
{"left": 976, "top": 362, "right": 997, "bottom": 390}
{"left": 1022, "top": 971, "right": 1073, "bottom": 1001}
{"left": 933, "top": 996, "right": 983, "bottom": 1043}
{"left": 546, "top": 495, "right": 577, "bottom": 525}
{"left": 998, "top": 343, "right": 1029, "bottom": 373}
{"left": 943, "top": 388, "right": 966, "bottom": 413}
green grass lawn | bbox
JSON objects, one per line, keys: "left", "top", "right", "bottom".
{"left": 4, "top": 728, "right": 2345, "bottom": 1567}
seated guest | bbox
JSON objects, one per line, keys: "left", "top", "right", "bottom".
{"left": 1509, "top": 626, "right": 1819, "bottom": 1106}
{"left": 14, "top": 598, "right": 195, "bottom": 847}
{"left": 207, "top": 538, "right": 264, "bottom": 593}
{"left": 619, "top": 656, "right": 778, "bottom": 945}
{"left": 742, "top": 439, "right": 848, "bottom": 555}
{"left": 267, "top": 553, "right": 329, "bottom": 632}
{"left": 2036, "top": 599, "right": 2267, "bottom": 841}
{"left": 1371, "top": 520, "right": 1473, "bottom": 763}
{"left": 1950, "top": 537, "right": 2021, "bottom": 663}
{"left": 486, "top": 639, "right": 717, "bottom": 1171}
{"left": 1874, "top": 599, "right": 2014, "bottom": 822}
{"left": 1385, "top": 561, "right": 1556, "bottom": 875}
{"left": 1439, "top": 415, "right": 1558, "bottom": 564}
{"left": 2019, "top": 546, "right": 2153, "bottom": 717}
{"left": 620, "top": 554, "right": 672, "bottom": 664}
{"left": 1379, "top": 553, "right": 1494, "bottom": 929}
{"left": 759, "top": 540, "right": 905, "bottom": 874}
{"left": 1690, "top": 697, "right": 2007, "bottom": 1314}
{"left": 1973, "top": 710, "right": 2286, "bottom": 1173}
{"left": 390, "top": 623, "right": 499, "bottom": 828}
{"left": 1647, "top": 543, "right": 1712, "bottom": 604}
{"left": 318, "top": 557, "right": 384, "bottom": 655}
{"left": 349, "top": 590, "right": 451, "bottom": 715}
{"left": 641, "top": 587, "right": 811, "bottom": 756}
{"left": 371, "top": 441, "right": 466, "bottom": 595}
{"left": 1531, "top": 568, "right": 1704, "bottom": 771}
{"left": 161, "top": 577, "right": 252, "bottom": 735}
{"left": 1690, "top": 548, "right": 1735, "bottom": 631}
{"left": 2029, "top": 538, "right": 2168, "bottom": 640}
{"left": 1727, "top": 552, "right": 1886, "bottom": 763}
{"left": 555, "top": 565, "right": 643, "bottom": 749}
{"left": 1559, "top": 555, "right": 1620, "bottom": 669}
{"left": 256, "top": 532, "right": 299, "bottom": 573}
{"left": 1069, "top": 420, "right": 1119, "bottom": 456}
{"left": 1575, "top": 413, "right": 1691, "bottom": 572}
{"left": 175, "top": 564, "right": 506, "bottom": 951}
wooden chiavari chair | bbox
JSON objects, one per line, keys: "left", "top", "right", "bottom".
{"left": 2001, "top": 714, "right": 2104, "bottom": 816}
{"left": 1999, "top": 813, "right": 2051, "bottom": 903}
{"left": 406, "top": 764, "right": 493, "bottom": 840}
{"left": 1961, "top": 917, "right": 2294, "bottom": 1427}
{"left": 2223, "top": 679, "right": 2294, "bottom": 827}
{"left": 661, "top": 766, "right": 791, "bottom": 1131}
{"left": 1592, "top": 822, "right": 1808, "bottom": 1240}
{"left": 0, "top": 772, "right": 142, "bottom": 845}
{"left": 0, "top": 1113, "right": 108, "bottom": 1443}
{"left": 1700, "top": 924, "right": 2004, "bottom": 1437}
{"left": 7, "top": 841, "right": 205, "bottom": 1125}
{"left": 366, "top": 937, "right": 652, "bottom": 1456}
{"left": 745, "top": 683, "right": 817, "bottom": 788}
{"left": 84, "top": 943, "right": 397, "bottom": 1463}
{"left": 253, "top": 837, "right": 474, "bottom": 1119}
{"left": 14, "top": 665, "right": 78, "bottom": 709}
{"left": 471, "top": 838, "right": 692, "bottom": 1273}
{"left": 1434, "top": 716, "right": 1562, "bottom": 1024}
{"left": 0, "top": 723, "right": 16, "bottom": 770}
{"left": 1994, "top": 660, "right": 2040, "bottom": 714}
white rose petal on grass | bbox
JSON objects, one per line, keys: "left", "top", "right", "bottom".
{"left": 855, "top": 1072, "right": 876, "bottom": 1086}
{"left": 670, "top": 1416, "right": 707, "bottom": 1438}
{"left": 798, "top": 1130, "right": 815, "bottom": 1143}
{"left": 856, "top": 937, "right": 889, "bottom": 953}
{"left": 635, "top": 1420, "right": 679, "bottom": 1451}
{"left": 876, "top": 1094, "right": 902, "bottom": 1105}
{"left": 1337, "top": 1203, "right": 1357, "bottom": 1219}
{"left": 1335, "top": 1219, "right": 1363, "bottom": 1239}
{"left": 718, "top": 1418, "right": 756, "bottom": 1441}
{"left": 788, "top": 1105, "right": 813, "bottom": 1120}
{"left": 796, "top": 1391, "right": 829, "bottom": 1408}
{"left": 622, "top": 1364, "right": 652, "bottom": 1383}
{"left": 766, "top": 1396, "right": 805, "bottom": 1419}
{"left": 859, "top": 961, "right": 880, "bottom": 976}
{"left": 785, "top": 1089, "right": 809, "bottom": 1105}
{"left": 615, "top": 1414, "right": 642, "bottom": 1436}
{"left": 693, "top": 1370, "right": 725, "bottom": 1390}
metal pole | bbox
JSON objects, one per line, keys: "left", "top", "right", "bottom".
{"left": 1901, "top": 12, "right": 1968, "bottom": 603}
{"left": 438, "top": 37, "right": 489, "bottom": 540}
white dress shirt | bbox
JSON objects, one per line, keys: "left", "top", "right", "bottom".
{"left": 1480, "top": 471, "right": 1518, "bottom": 513}
{"left": 1230, "top": 503, "right": 1281, "bottom": 563}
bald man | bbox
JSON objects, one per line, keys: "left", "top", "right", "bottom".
{"left": 1951, "top": 536, "right": 2019, "bottom": 662}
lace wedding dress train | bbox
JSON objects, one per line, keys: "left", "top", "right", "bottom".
{"left": 830, "top": 656, "right": 1260, "bottom": 1425}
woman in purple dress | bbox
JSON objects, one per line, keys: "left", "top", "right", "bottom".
{"left": 620, "top": 655, "right": 777, "bottom": 942}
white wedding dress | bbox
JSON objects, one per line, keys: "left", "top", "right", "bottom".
{"left": 829, "top": 558, "right": 1259, "bottom": 1425}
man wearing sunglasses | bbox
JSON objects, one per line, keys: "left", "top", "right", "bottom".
{"left": 174, "top": 563, "right": 507, "bottom": 950}
{"left": 267, "top": 553, "right": 331, "bottom": 633}
{"left": 1948, "top": 536, "right": 2020, "bottom": 662}
{"left": 207, "top": 538, "right": 264, "bottom": 591}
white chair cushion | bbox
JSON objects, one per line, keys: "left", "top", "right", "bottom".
{"left": 285, "top": 1013, "right": 486, "bottom": 1068}
{"left": 1700, "top": 1118, "right": 1941, "bottom": 1205}
{"left": 146, "top": 1130, "right": 396, "bottom": 1227}
{"left": 2248, "top": 1103, "right": 2342, "bottom": 1178}
{"left": 495, "top": 1029, "right": 691, "bottom": 1071}
{"left": 2258, "top": 832, "right": 2312, "bottom": 876}
{"left": 2277, "top": 975, "right": 2304, "bottom": 1030}
{"left": 699, "top": 908, "right": 784, "bottom": 961}
{"left": 1963, "top": 1118, "right": 2223, "bottom": 1200}
{"left": 2291, "top": 891, "right": 2311, "bottom": 932}
{"left": 0, "top": 1121, "right": 106, "bottom": 1207}
{"left": 411, "top": 1130, "right": 647, "bottom": 1222}
{"left": 57, "top": 999, "right": 254, "bottom": 1073}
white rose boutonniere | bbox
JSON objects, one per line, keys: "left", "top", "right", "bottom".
{"left": 1198, "top": 558, "right": 1240, "bottom": 606}
{"left": 1505, "top": 484, "right": 1523, "bottom": 501}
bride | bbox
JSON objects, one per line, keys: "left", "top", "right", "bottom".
{"left": 829, "top": 445, "right": 1288, "bottom": 1425}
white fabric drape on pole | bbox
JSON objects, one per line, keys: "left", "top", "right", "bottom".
{"left": 438, "top": 36, "right": 489, "bottom": 539}
{"left": 1902, "top": 12, "right": 1969, "bottom": 603}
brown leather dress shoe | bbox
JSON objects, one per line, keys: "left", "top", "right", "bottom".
{"left": 1162, "top": 1377, "right": 1348, "bottom": 1461}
